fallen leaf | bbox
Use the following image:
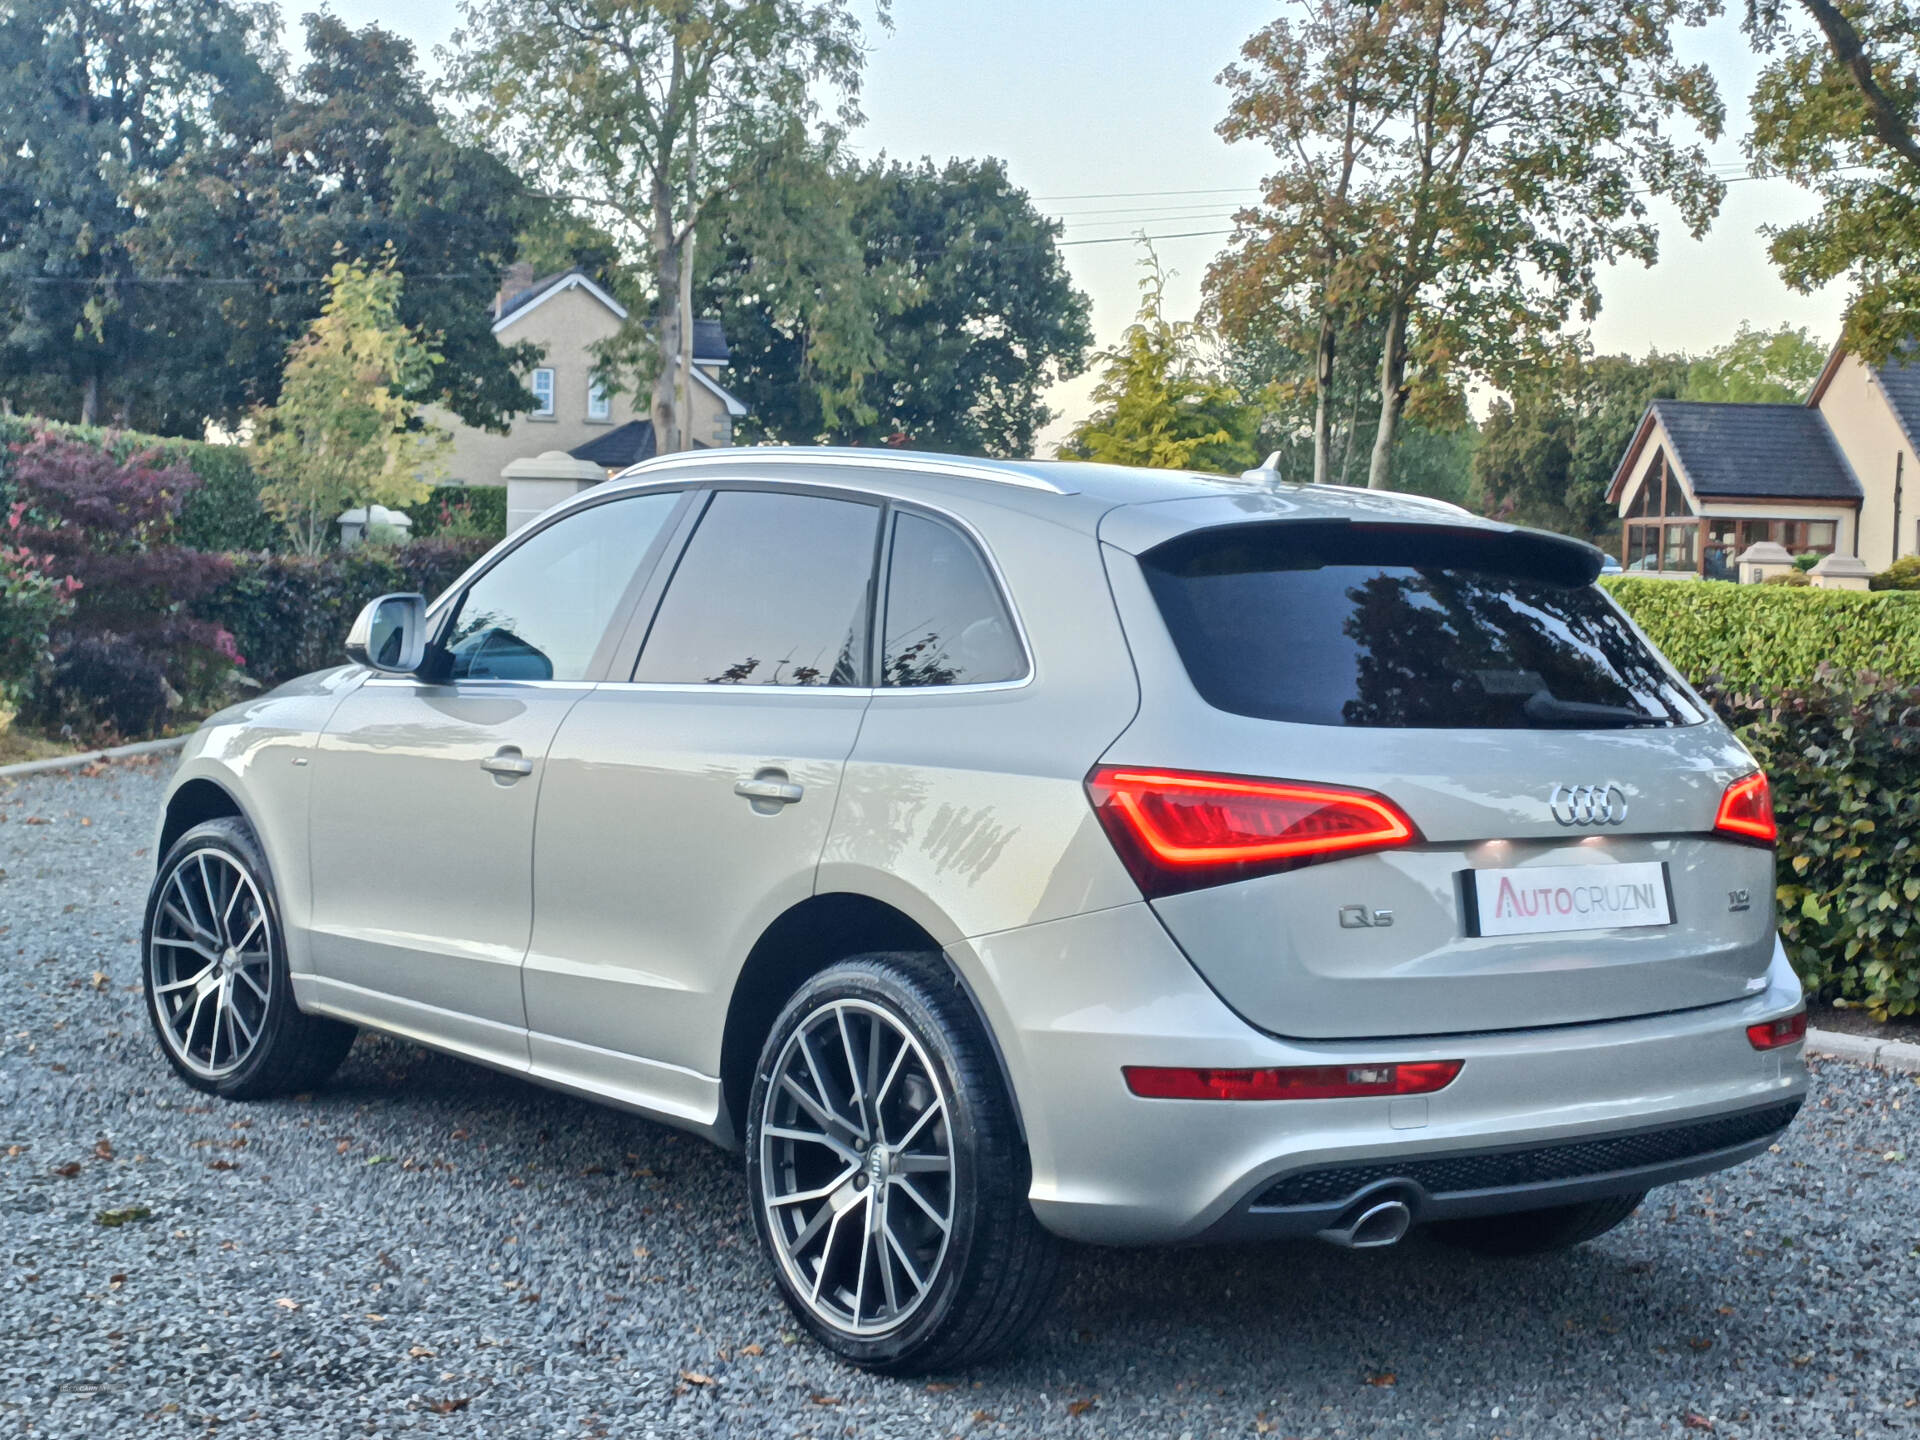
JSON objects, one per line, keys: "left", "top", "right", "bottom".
{"left": 1067, "top": 1398, "right": 1097, "bottom": 1416}
{"left": 1365, "top": 1372, "right": 1396, "bottom": 1387}
{"left": 680, "top": 1371, "right": 714, "bottom": 1387}
{"left": 425, "top": 1397, "right": 470, "bottom": 1416}
{"left": 810, "top": 1394, "right": 840, "bottom": 1406}
{"left": 738, "top": 1343, "right": 763, "bottom": 1357}
{"left": 51, "top": 1162, "right": 81, "bottom": 1178}
{"left": 94, "top": 1207, "right": 152, "bottom": 1227}
{"left": 972, "top": 1411, "right": 994, "bottom": 1423}
{"left": 93, "top": 1140, "right": 114, "bottom": 1159}
{"left": 1682, "top": 1413, "right": 1715, "bottom": 1432}
{"left": 366, "top": 1155, "right": 393, "bottom": 1165}
{"left": 90, "top": 971, "right": 107, "bottom": 990}
{"left": 365, "top": 1313, "right": 386, "bottom": 1322}
{"left": 408, "top": 1346, "right": 435, "bottom": 1359}
{"left": 925, "top": 1381, "right": 954, "bottom": 1392}
{"left": 208, "top": 1160, "right": 238, "bottom": 1171}
{"left": 1689, "top": 1337, "right": 1714, "bottom": 1352}
{"left": 450, "top": 1129, "right": 469, "bottom": 1141}
{"left": 274, "top": 1297, "right": 300, "bottom": 1311}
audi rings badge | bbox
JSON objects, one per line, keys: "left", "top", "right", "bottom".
{"left": 1548, "top": 783, "right": 1628, "bottom": 827}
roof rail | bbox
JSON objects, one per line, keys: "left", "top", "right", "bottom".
{"left": 611, "top": 447, "right": 1076, "bottom": 495}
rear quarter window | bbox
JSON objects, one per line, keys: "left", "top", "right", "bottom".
{"left": 1139, "top": 522, "right": 1701, "bottom": 729}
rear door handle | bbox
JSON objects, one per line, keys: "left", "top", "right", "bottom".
{"left": 481, "top": 750, "right": 535, "bottom": 778}
{"left": 735, "top": 776, "right": 804, "bottom": 804}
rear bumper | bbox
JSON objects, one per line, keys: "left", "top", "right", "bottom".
{"left": 951, "top": 904, "right": 1808, "bottom": 1246}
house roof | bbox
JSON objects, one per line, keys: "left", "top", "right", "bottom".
{"left": 571, "top": 421, "right": 656, "bottom": 469}
{"left": 491, "top": 269, "right": 730, "bottom": 362}
{"left": 1609, "top": 400, "right": 1861, "bottom": 505}
{"left": 1873, "top": 344, "right": 1920, "bottom": 450}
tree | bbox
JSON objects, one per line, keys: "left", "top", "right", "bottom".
{"left": 0, "top": 0, "right": 278, "bottom": 428}
{"left": 1210, "top": 0, "right": 1726, "bottom": 490}
{"left": 451, "top": 0, "right": 884, "bottom": 456}
{"left": 1473, "top": 348, "right": 1692, "bottom": 541}
{"left": 249, "top": 257, "right": 447, "bottom": 557}
{"left": 712, "top": 156, "right": 1093, "bottom": 455}
{"left": 135, "top": 13, "right": 539, "bottom": 433}
{"left": 1682, "top": 322, "right": 1829, "bottom": 402}
{"left": 1061, "top": 251, "right": 1260, "bottom": 475}
{"left": 1746, "top": 1, "right": 1920, "bottom": 363}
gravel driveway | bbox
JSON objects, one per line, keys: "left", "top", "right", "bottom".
{"left": 2, "top": 760, "right": 1916, "bottom": 1439}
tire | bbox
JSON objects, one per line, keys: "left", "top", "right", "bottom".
{"left": 141, "top": 816, "right": 356, "bottom": 1100}
{"left": 1428, "top": 1191, "right": 1646, "bottom": 1257}
{"left": 744, "top": 951, "right": 1059, "bottom": 1373}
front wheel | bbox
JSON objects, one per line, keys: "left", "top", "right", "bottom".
{"left": 744, "top": 952, "right": 1058, "bottom": 1373}
{"left": 1428, "top": 1191, "right": 1646, "bottom": 1256}
{"left": 141, "top": 817, "right": 356, "bottom": 1100}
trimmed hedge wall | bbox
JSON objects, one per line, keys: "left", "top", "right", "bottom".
{"left": 0, "top": 415, "right": 279, "bottom": 553}
{"left": 199, "top": 538, "right": 491, "bottom": 690}
{"left": 1602, "top": 576, "right": 1920, "bottom": 689}
{"left": 1706, "top": 673, "right": 1920, "bottom": 1020}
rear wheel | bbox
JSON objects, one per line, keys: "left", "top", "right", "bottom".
{"left": 142, "top": 817, "right": 356, "bottom": 1100}
{"left": 744, "top": 952, "right": 1058, "bottom": 1373}
{"left": 1429, "top": 1191, "right": 1645, "bottom": 1256}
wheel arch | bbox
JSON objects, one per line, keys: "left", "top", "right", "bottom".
{"left": 159, "top": 775, "right": 251, "bottom": 862}
{"left": 718, "top": 891, "right": 1027, "bottom": 1154}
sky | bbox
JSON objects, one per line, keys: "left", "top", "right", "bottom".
{"left": 285, "top": 0, "right": 1850, "bottom": 446}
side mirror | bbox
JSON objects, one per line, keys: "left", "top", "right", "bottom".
{"left": 345, "top": 592, "right": 428, "bottom": 674}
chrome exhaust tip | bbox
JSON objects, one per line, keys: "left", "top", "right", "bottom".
{"left": 1316, "top": 1198, "right": 1412, "bottom": 1249}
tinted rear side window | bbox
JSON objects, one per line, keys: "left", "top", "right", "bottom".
{"left": 635, "top": 490, "right": 879, "bottom": 686}
{"left": 1140, "top": 523, "right": 1701, "bottom": 728}
{"left": 882, "top": 512, "right": 1026, "bottom": 687}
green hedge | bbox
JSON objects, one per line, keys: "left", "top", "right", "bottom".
{"left": 0, "top": 414, "right": 279, "bottom": 553}
{"left": 1602, "top": 576, "right": 1920, "bottom": 688}
{"left": 198, "top": 538, "right": 490, "bottom": 689}
{"left": 1706, "top": 672, "right": 1920, "bottom": 1020}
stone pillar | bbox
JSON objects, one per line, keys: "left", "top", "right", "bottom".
{"left": 503, "top": 450, "right": 607, "bottom": 534}
{"left": 1808, "top": 552, "right": 1874, "bottom": 591}
{"left": 1732, "top": 540, "right": 1795, "bottom": 586}
{"left": 337, "top": 504, "right": 414, "bottom": 548}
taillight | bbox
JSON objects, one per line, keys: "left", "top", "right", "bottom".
{"left": 1086, "top": 766, "right": 1420, "bottom": 897}
{"left": 1746, "top": 1012, "right": 1806, "bottom": 1050}
{"left": 1714, "top": 771, "right": 1777, "bottom": 845}
{"left": 1124, "top": 1060, "right": 1464, "bottom": 1101}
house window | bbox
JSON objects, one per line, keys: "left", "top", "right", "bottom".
{"left": 1621, "top": 450, "right": 1698, "bottom": 572}
{"left": 530, "top": 368, "right": 556, "bottom": 418}
{"left": 587, "top": 378, "right": 610, "bottom": 421}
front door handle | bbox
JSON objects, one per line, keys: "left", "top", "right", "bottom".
{"left": 735, "top": 776, "right": 804, "bottom": 805}
{"left": 481, "top": 749, "right": 535, "bottom": 779}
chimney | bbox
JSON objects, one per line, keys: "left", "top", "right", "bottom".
{"left": 494, "top": 261, "right": 536, "bottom": 319}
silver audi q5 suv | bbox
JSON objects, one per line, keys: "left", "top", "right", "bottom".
{"left": 143, "top": 448, "right": 1807, "bottom": 1371}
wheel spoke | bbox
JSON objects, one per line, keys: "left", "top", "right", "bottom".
{"left": 893, "top": 1096, "right": 945, "bottom": 1151}
{"left": 197, "top": 855, "right": 221, "bottom": 935}
{"left": 851, "top": 1192, "right": 873, "bottom": 1323}
{"left": 154, "top": 963, "right": 215, "bottom": 996}
{"left": 809, "top": 1203, "right": 853, "bottom": 1305}
{"left": 884, "top": 1221, "right": 930, "bottom": 1297}
{"left": 232, "top": 913, "right": 265, "bottom": 954}
{"left": 767, "top": 1165, "right": 857, "bottom": 1208}
{"left": 894, "top": 1175, "right": 951, "bottom": 1234}
{"left": 236, "top": 966, "right": 270, "bottom": 1004}
{"left": 873, "top": 1200, "right": 901, "bottom": 1315}
{"left": 788, "top": 1194, "right": 839, "bottom": 1255}
{"left": 797, "top": 1030, "right": 855, "bottom": 1134}
{"left": 230, "top": 987, "right": 259, "bottom": 1045}
{"left": 873, "top": 1040, "right": 909, "bottom": 1113}
{"left": 765, "top": 1121, "right": 861, "bottom": 1168}
{"left": 836, "top": 1006, "right": 871, "bottom": 1141}
{"left": 895, "top": 1152, "right": 951, "bottom": 1175}
{"left": 775, "top": 1080, "right": 861, "bottom": 1153}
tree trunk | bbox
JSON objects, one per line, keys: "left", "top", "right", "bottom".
{"left": 1366, "top": 296, "right": 1409, "bottom": 490}
{"left": 81, "top": 370, "right": 100, "bottom": 427}
{"left": 1312, "top": 310, "right": 1337, "bottom": 486}
{"left": 651, "top": 204, "right": 682, "bottom": 456}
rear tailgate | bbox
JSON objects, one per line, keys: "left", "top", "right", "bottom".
{"left": 1097, "top": 497, "right": 1776, "bottom": 1040}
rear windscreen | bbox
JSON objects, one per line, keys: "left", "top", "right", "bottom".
{"left": 1139, "top": 523, "right": 1702, "bottom": 729}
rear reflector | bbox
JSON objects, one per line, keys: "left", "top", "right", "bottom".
{"left": 1746, "top": 1012, "right": 1807, "bottom": 1050}
{"left": 1714, "top": 771, "right": 1777, "bottom": 844}
{"left": 1123, "top": 1060, "right": 1464, "bottom": 1101}
{"left": 1087, "top": 766, "right": 1420, "bottom": 897}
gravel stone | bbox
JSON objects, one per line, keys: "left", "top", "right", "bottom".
{"left": 2, "top": 760, "right": 1916, "bottom": 1437}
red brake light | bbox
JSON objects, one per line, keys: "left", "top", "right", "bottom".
{"left": 1087, "top": 766, "right": 1420, "bottom": 897}
{"left": 1124, "top": 1060, "right": 1464, "bottom": 1101}
{"left": 1746, "top": 1012, "right": 1806, "bottom": 1050}
{"left": 1715, "top": 771, "right": 1776, "bottom": 844}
